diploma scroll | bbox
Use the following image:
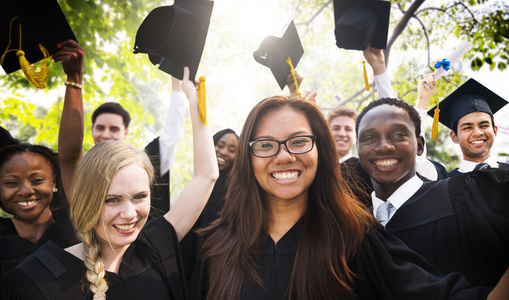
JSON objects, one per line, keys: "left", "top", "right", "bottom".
{"left": 424, "top": 41, "right": 473, "bottom": 89}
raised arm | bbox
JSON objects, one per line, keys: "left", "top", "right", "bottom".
{"left": 157, "top": 76, "right": 186, "bottom": 176}
{"left": 54, "top": 40, "right": 85, "bottom": 200}
{"left": 363, "top": 45, "right": 397, "bottom": 98}
{"left": 414, "top": 73, "right": 441, "bottom": 180}
{"left": 286, "top": 71, "right": 317, "bottom": 104}
{"left": 164, "top": 67, "right": 219, "bottom": 241}
{"left": 488, "top": 267, "right": 509, "bottom": 300}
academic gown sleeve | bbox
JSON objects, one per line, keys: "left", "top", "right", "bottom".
{"left": 350, "top": 229, "right": 491, "bottom": 300}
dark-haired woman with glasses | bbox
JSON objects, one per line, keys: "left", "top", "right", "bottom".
{"left": 189, "top": 95, "right": 504, "bottom": 300}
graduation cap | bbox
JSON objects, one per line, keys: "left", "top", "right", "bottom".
{"left": 253, "top": 20, "right": 304, "bottom": 90}
{"left": 133, "top": 0, "right": 214, "bottom": 81}
{"left": 333, "top": 0, "right": 391, "bottom": 50}
{"left": 0, "top": 0, "right": 77, "bottom": 75}
{"left": 0, "top": 126, "right": 20, "bottom": 149}
{"left": 427, "top": 78, "right": 508, "bottom": 131}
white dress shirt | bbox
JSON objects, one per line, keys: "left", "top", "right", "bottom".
{"left": 372, "top": 175, "right": 424, "bottom": 223}
{"left": 457, "top": 156, "right": 499, "bottom": 173}
{"left": 158, "top": 91, "right": 186, "bottom": 176}
{"left": 339, "top": 152, "right": 353, "bottom": 164}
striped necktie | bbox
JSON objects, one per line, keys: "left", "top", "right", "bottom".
{"left": 376, "top": 201, "right": 391, "bottom": 227}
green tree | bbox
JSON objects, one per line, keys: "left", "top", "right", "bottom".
{"left": 1, "top": 0, "right": 506, "bottom": 196}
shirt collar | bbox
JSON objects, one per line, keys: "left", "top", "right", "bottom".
{"left": 457, "top": 156, "right": 498, "bottom": 173}
{"left": 339, "top": 152, "right": 353, "bottom": 164}
{"left": 372, "top": 175, "right": 423, "bottom": 215}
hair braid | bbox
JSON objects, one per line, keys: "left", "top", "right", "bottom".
{"left": 81, "top": 231, "right": 109, "bottom": 299}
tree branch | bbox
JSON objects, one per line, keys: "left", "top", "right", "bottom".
{"left": 386, "top": 0, "right": 427, "bottom": 64}
{"left": 412, "top": 15, "right": 431, "bottom": 66}
{"left": 296, "top": 0, "right": 332, "bottom": 27}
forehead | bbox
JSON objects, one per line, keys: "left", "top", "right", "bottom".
{"left": 94, "top": 113, "right": 125, "bottom": 127}
{"left": 1, "top": 153, "right": 53, "bottom": 176}
{"left": 457, "top": 111, "right": 492, "bottom": 125}
{"left": 359, "top": 104, "right": 415, "bottom": 133}
{"left": 330, "top": 115, "right": 356, "bottom": 127}
{"left": 217, "top": 133, "right": 238, "bottom": 145}
{"left": 107, "top": 163, "right": 149, "bottom": 195}
{"left": 254, "top": 107, "right": 312, "bottom": 138}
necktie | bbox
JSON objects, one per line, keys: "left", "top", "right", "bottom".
{"left": 474, "top": 162, "right": 490, "bottom": 171}
{"left": 376, "top": 201, "right": 391, "bottom": 227}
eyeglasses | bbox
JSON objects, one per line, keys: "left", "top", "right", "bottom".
{"left": 249, "top": 135, "right": 316, "bottom": 158}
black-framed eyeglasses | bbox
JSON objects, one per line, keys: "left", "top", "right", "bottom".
{"left": 249, "top": 135, "right": 316, "bottom": 158}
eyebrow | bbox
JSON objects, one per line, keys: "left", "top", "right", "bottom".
{"left": 254, "top": 130, "right": 310, "bottom": 140}
{"left": 459, "top": 120, "right": 490, "bottom": 127}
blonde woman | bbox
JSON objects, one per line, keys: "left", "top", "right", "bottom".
{"left": 0, "top": 67, "right": 218, "bottom": 299}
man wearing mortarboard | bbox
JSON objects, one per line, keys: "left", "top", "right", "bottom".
{"left": 426, "top": 78, "right": 508, "bottom": 177}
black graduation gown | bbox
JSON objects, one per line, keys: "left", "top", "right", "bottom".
{"left": 181, "top": 168, "right": 231, "bottom": 281}
{"left": 449, "top": 161, "right": 509, "bottom": 178}
{"left": 191, "top": 221, "right": 490, "bottom": 300}
{"left": 145, "top": 137, "right": 171, "bottom": 218}
{"left": 0, "top": 209, "right": 76, "bottom": 279}
{"left": 0, "top": 217, "right": 186, "bottom": 300}
{"left": 385, "top": 168, "right": 509, "bottom": 287}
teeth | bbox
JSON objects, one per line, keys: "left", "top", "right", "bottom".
{"left": 114, "top": 223, "right": 136, "bottom": 231}
{"left": 272, "top": 171, "right": 300, "bottom": 180}
{"left": 18, "top": 200, "right": 37, "bottom": 206}
{"left": 471, "top": 140, "right": 484, "bottom": 145}
{"left": 375, "top": 159, "right": 397, "bottom": 167}
{"left": 217, "top": 157, "right": 226, "bottom": 163}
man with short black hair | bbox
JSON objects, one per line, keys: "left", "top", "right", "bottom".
{"left": 357, "top": 97, "right": 509, "bottom": 288}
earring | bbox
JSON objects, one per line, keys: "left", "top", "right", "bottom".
{"left": 53, "top": 187, "right": 58, "bottom": 193}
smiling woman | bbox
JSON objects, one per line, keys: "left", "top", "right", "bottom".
{"left": 0, "top": 66, "right": 219, "bottom": 300}
{"left": 0, "top": 144, "right": 75, "bottom": 278}
{"left": 189, "top": 95, "right": 500, "bottom": 300}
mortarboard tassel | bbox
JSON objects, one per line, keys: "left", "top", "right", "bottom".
{"left": 198, "top": 76, "right": 207, "bottom": 125}
{"left": 0, "top": 17, "right": 50, "bottom": 89}
{"left": 431, "top": 102, "right": 440, "bottom": 140}
{"left": 17, "top": 44, "right": 51, "bottom": 89}
{"left": 363, "top": 61, "right": 370, "bottom": 92}
{"left": 285, "top": 57, "right": 301, "bottom": 97}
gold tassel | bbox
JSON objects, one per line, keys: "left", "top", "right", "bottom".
{"left": 431, "top": 103, "right": 440, "bottom": 140}
{"left": 198, "top": 76, "right": 207, "bottom": 125}
{"left": 17, "top": 43, "right": 51, "bottom": 89}
{"left": 285, "top": 57, "right": 301, "bottom": 96}
{"left": 363, "top": 61, "right": 370, "bottom": 92}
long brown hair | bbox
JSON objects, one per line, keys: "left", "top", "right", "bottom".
{"left": 201, "top": 96, "right": 376, "bottom": 299}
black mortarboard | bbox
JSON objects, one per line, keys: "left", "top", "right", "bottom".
{"left": 0, "top": 126, "right": 20, "bottom": 148}
{"left": 253, "top": 20, "right": 304, "bottom": 90}
{"left": 133, "top": 0, "right": 214, "bottom": 81}
{"left": 0, "top": 0, "right": 77, "bottom": 74}
{"left": 427, "top": 78, "right": 508, "bottom": 131}
{"left": 333, "top": 0, "right": 391, "bottom": 50}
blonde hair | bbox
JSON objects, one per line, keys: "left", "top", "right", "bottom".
{"left": 69, "top": 141, "right": 154, "bottom": 299}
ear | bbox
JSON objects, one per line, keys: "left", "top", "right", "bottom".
{"left": 124, "top": 128, "right": 129, "bottom": 140}
{"left": 450, "top": 130, "right": 459, "bottom": 144}
{"left": 493, "top": 125, "right": 498, "bottom": 136}
{"left": 416, "top": 136, "right": 425, "bottom": 156}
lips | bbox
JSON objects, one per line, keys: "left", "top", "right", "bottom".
{"left": 217, "top": 157, "right": 226, "bottom": 165}
{"left": 271, "top": 171, "right": 300, "bottom": 180}
{"left": 470, "top": 139, "right": 486, "bottom": 146}
{"left": 15, "top": 199, "right": 39, "bottom": 208}
{"left": 113, "top": 222, "right": 137, "bottom": 232}
{"left": 373, "top": 159, "right": 398, "bottom": 167}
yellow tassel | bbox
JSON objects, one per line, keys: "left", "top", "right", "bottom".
{"left": 17, "top": 43, "right": 50, "bottom": 89}
{"left": 198, "top": 76, "right": 207, "bottom": 125}
{"left": 431, "top": 104, "right": 440, "bottom": 140}
{"left": 363, "top": 61, "right": 370, "bottom": 92}
{"left": 285, "top": 57, "right": 301, "bottom": 96}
